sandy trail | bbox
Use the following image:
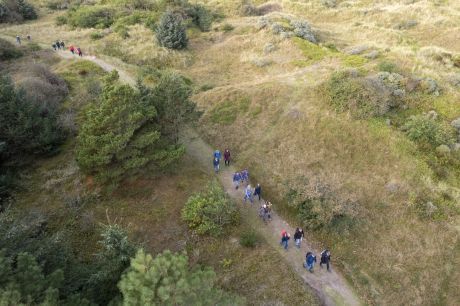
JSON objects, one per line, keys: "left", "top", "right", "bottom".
{"left": 0, "top": 33, "right": 361, "bottom": 305}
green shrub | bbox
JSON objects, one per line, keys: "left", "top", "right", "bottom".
{"left": 222, "top": 23, "right": 234, "bottom": 32}
{"left": 119, "top": 250, "right": 244, "bottom": 305}
{"left": 239, "top": 230, "right": 260, "bottom": 248}
{"left": 90, "top": 31, "right": 104, "bottom": 40}
{"left": 67, "top": 6, "right": 114, "bottom": 29}
{"left": 156, "top": 10, "right": 188, "bottom": 49}
{"left": 182, "top": 181, "right": 239, "bottom": 236}
{"left": 0, "top": 0, "right": 37, "bottom": 23}
{"left": 187, "top": 4, "right": 213, "bottom": 31}
{"left": 326, "top": 71, "right": 395, "bottom": 118}
{"left": 55, "top": 15, "right": 67, "bottom": 25}
{"left": 403, "top": 115, "right": 456, "bottom": 148}
{"left": 378, "top": 60, "right": 398, "bottom": 73}
{"left": 113, "top": 24, "right": 129, "bottom": 39}
{"left": 0, "top": 38, "right": 22, "bottom": 60}
{"left": 17, "top": 0, "right": 36, "bottom": 20}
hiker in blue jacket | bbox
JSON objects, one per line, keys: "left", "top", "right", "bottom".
{"left": 304, "top": 252, "right": 317, "bottom": 273}
{"left": 243, "top": 184, "right": 253, "bottom": 204}
{"left": 214, "top": 150, "right": 221, "bottom": 161}
{"left": 233, "top": 172, "right": 241, "bottom": 189}
{"left": 213, "top": 157, "right": 220, "bottom": 173}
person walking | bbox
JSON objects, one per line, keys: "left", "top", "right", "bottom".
{"left": 52, "top": 43, "right": 56, "bottom": 51}
{"left": 294, "top": 228, "right": 305, "bottom": 248}
{"left": 16, "top": 36, "right": 21, "bottom": 44}
{"left": 27, "top": 35, "right": 31, "bottom": 41}
{"left": 266, "top": 201, "right": 272, "bottom": 221}
{"left": 304, "top": 252, "right": 317, "bottom": 273}
{"left": 213, "top": 157, "right": 220, "bottom": 173}
{"left": 320, "top": 249, "right": 331, "bottom": 271}
{"left": 77, "top": 47, "right": 83, "bottom": 57}
{"left": 60, "top": 41, "right": 65, "bottom": 49}
{"left": 55, "top": 41, "right": 61, "bottom": 50}
{"left": 214, "top": 150, "right": 221, "bottom": 161}
{"left": 69, "top": 45, "right": 75, "bottom": 54}
{"left": 233, "top": 172, "right": 241, "bottom": 189}
{"left": 243, "top": 184, "right": 253, "bottom": 204}
{"left": 241, "top": 169, "right": 249, "bottom": 184}
{"left": 253, "top": 183, "right": 262, "bottom": 201}
{"left": 280, "top": 230, "right": 290, "bottom": 250}
{"left": 224, "top": 149, "right": 231, "bottom": 166}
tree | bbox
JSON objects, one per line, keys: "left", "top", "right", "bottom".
{"left": 156, "top": 10, "right": 188, "bottom": 49}
{"left": 17, "top": 0, "right": 37, "bottom": 20}
{"left": 182, "top": 181, "right": 239, "bottom": 236}
{"left": 151, "top": 72, "right": 197, "bottom": 143}
{"left": 86, "top": 224, "right": 137, "bottom": 305}
{"left": 76, "top": 71, "right": 183, "bottom": 183}
{"left": 119, "top": 249, "right": 244, "bottom": 306}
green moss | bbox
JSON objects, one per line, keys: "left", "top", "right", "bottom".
{"left": 292, "top": 37, "right": 329, "bottom": 64}
{"left": 432, "top": 96, "right": 460, "bottom": 119}
{"left": 340, "top": 54, "right": 368, "bottom": 67}
{"left": 209, "top": 97, "right": 251, "bottom": 125}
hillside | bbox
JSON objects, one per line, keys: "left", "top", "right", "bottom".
{"left": 1, "top": 0, "right": 459, "bottom": 305}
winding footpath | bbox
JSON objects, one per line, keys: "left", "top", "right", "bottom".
{"left": 0, "top": 34, "right": 361, "bottom": 306}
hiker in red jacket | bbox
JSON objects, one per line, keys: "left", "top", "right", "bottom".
{"left": 69, "top": 45, "right": 75, "bottom": 54}
{"left": 224, "top": 149, "right": 231, "bottom": 166}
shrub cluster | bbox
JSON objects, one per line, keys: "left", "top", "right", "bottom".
{"left": 0, "top": 37, "right": 22, "bottom": 60}
{"left": 0, "top": 0, "right": 37, "bottom": 23}
{"left": 182, "top": 181, "right": 239, "bottom": 236}
{"left": 66, "top": 6, "right": 115, "bottom": 28}
{"left": 156, "top": 10, "right": 188, "bottom": 49}
{"left": 239, "top": 229, "right": 260, "bottom": 248}
{"left": 403, "top": 114, "right": 456, "bottom": 148}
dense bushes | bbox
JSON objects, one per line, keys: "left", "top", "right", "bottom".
{"left": 0, "top": 38, "right": 22, "bottom": 60}
{"left": 239, "top": 229, "right": 260, "bottom": 248}
{"left": 156, "top": 10, "right": 188, "bottom": 49}
{"left": 119, "top": 249, "right": 244, "bottom": 305}
{"left": 76, "top": 71, "right": 185, "bottom": 183}
{"left": 403, "top": 114, "right": 456, "bottom": 148}
{"left": 182, "top": 181, "right": 239, "bottom": 236}
{"left": 0, "top": 0, "right": 37, "bottom": 23}
{"left": 66, "top": 6, "right": 115, "bottom": 28}
{"left": 187, "top": 3, "right": 212, "bottom": 31}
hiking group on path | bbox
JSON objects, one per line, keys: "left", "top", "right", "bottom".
{"left": 51, "top": 39, "right": 83, "bottom": 57}
{"left": 213, "top": 148, "right": 333, "bottom": 275}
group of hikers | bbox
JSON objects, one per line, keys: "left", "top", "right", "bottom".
{"left": 212, "top": 148, "right": 333, "bottom": 273}
{"left": 15, "top": 35, "right": 31, "bottom": 44}
{"left": 52, "top": 40, "right": 83, "bottom": 57}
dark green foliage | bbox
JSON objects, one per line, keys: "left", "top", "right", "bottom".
{"left": 119, "top": 249, "right": 244, "bottom": 305}
{"left": 76, "top": 71, "right": 184, "bottom": 183}
{"left": 0, "top": 0, "right": 37, "bottom": 23}
{"left": 156, "top": 10, "right": 188, "bottom": 49}
{"left": 0, "top": 38, "right": 22, "bottom": 60}
{"left": 403, "top": 115, "right": 456, "bottom": 148}
{"left": 86, "top": 224, "right": 137, "bottom": 305}
{"left": 182, "top": 181, "right": 239, "bottom": 236}
{"left": 90, "top": 31, "right": 104, "bottom": 40}
{"left": 378, "top": 60, "right": 398, "bottom": 73}
{"left": 239, "top": 229, "right": 260, "bottom": 248}
{"left": 67, "top": 6, "right": 115, "bottom": 28}
{"left": 150, "top": 71, "right": 198, "bottom": 142}
{"left": 187, "top": 4, "right": 213, "bottom": 31}
{"left": 0, "top": 75, "right": 65, "bottom": 161}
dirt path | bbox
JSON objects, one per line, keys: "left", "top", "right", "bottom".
{"left": 1, "top": 33, "right": 361, "bottom": 305}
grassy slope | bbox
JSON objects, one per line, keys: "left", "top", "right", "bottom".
{"left": 1, "top": 46, "right": 319, "bottom": 304}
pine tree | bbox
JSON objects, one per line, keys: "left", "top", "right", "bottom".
{"left": 76, "top": 71, "right": 183, "bottom": 183}
{"left": 119, "top": 249, "right": 244, "bottom": 306}
{"left": 16, "top": 0, "right": 37, "bottom": 20}
{"left": 156, "top": 11, "right": 188, "bottom": 49}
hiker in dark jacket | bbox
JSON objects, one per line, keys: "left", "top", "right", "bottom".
{"left": 294, "top": 227, "right": 305, "bottom": 248}
{"left": 224, "top": 149, "right": 231, "bottom": 166}
{"left": 253, "top": 184, "right": 261, "bottom": 201}
{"left": 55, "top": 41, "right": 61, "bottom": 50}
{"left": 233, "top": 172, "right": 241, "bottom": 189}
{"left": 320, "top": 249, "right": 331, "bottom": 271}
{"left": 52, "top": 43, "right": 56, "bottom": 51}
{"left": 77, "top": 47, "right": 83, "bottom": 57}
{"left": 280, "top": 230, "right": 290, "bottom": 250}
{"left": 305, "top": 252, "right": 316, "bottom": 272}
{"left": 60, "top": 41, "right": 65, "bottom": 49}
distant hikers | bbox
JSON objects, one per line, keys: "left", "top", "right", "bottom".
{"left": 243, "top": 184, "right": 253, "bottom": 204}
{"left": 16, "top": 36, "right": 21, "bottom": 44}
{"left": 233, "top": 172, "right": 241, "bottom": 189}
{"left": 294, "top": 227, "right": 305, "bottom": 248}
{"left": 55, "top": 40, "right": 61, "bottom": 50}
{"left": 213, "top": 157, "right": 220, "bottom": 173}
{"left": 69, "top": 45, "right": 75, "bottom": 54}
{"left": 241, "top": 169, "right": 249, "bottom": 184}
{"left": 280, "top": 230, "right": 290, "bottom": 250}
{"left": 60, "top": 41, "right": 65, "bottom": 49}
{"left": 266, "top": 201, "right": 272, "bottom": 220}
{"left": 320, "top": 249, "right": 331, "bottom": 271}
{"left": 27, "top": 35, "right": 30, "bottom": 41}
{"left": 77, "top": 47, "right": 82, "bottom": 57}
{"left": 52, "top": 43, "right": 56, "bottom": 51}
{"left": 214, "top": 149, "right": 221, "bottom": 161}
{"left": 305, "top": 252, "right": 317, "bottom": 273}
{"left": 253, "top": 183, "right": 261, "bottom": 201}
{"left": 224, "top": 149, "right": 231, "bottom": 166}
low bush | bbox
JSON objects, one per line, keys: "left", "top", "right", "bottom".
{"left": 182, "top": 181, "right": 239, "bottom": 236}
{"left": 0, "top": 38, "right": 22, "bottom": 60}
{"left": 378, "top": 60, "right": 398, "bottom": 73}
{"left": 239, "top": 230, "right": 260, "bottom": 248}
{"left": 0, "top": 0, "right": 37, "bottom": 23}
{"left": 67, "top": 6, "right": 115, "bottom": 29}
{"left": 403, "top": 115, "right": 456, "bottom": 148}
{"left": 187, "top": 3, "right": 213, "bottom": 31}
{"left": 90, "top": 31, "right": 104, "bottom": 40}
{"left": 326, "top": 71, "right": 388, "bottom": 118}
{"left": 156, "top": 10, "right": 188, "bottom": 49}
{"left": 221, "top": 23, "right": 234, "bottom": 32}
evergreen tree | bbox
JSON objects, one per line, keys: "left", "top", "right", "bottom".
{"left": 119, "top": 249, "right": 244, "bottom": 306}
{"left": 76, "top": 71, "right": 183, "bottom": 183}
{"left": 151, "top": 72, "right": 198, "bottom": 143}
{"left": 156, "top": 11, "right": 188, "bottom": 49}
{"left": 17, "top": 0, "right": 37, "bottom": 20}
